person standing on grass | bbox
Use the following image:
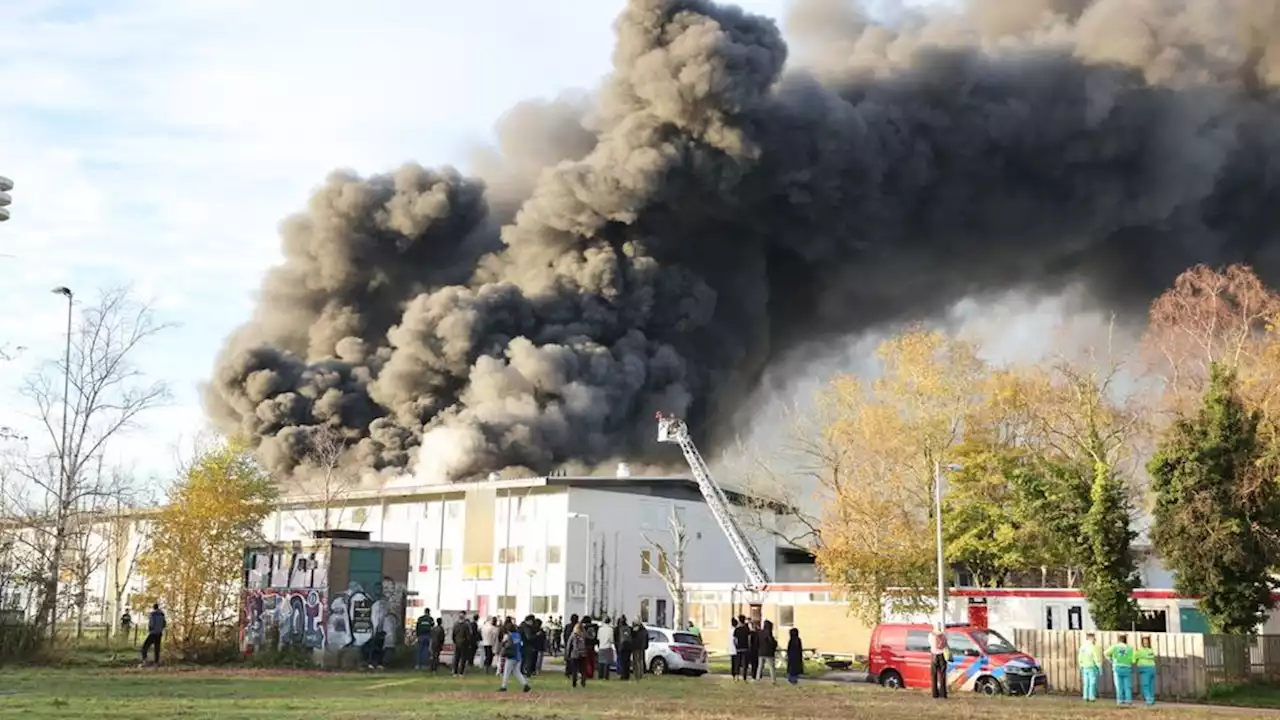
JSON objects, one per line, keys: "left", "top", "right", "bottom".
{"left": 745, "top": 618, "right": 761, "bottom": 681}
{"left": 1077, "top": 632, "right": 1102, "bottom": 702}
{"left": 630, "top": 618, "right": 648, "bottom": 680}
{"left": 1105, "top": 633, "right": 1136, "bottom": 707}
{"left": 563, "top": 613, "right": 580, "bottom": 678}
{"left": 534, "top": 618, "right": 548, "bottom": 675}
{"left": 482, "top": 616, "right": 499, "bottom": 671}
{"left": 734, "top": 615, "right": 752, "bottom": 682}
{"left": 928, "top": 623, "right": 949, "bottom": 700}
{"left": 785, "top": 628, "right": 804, "bottom": 685}
{"left": 1136, "top": 636, "right": 1158, "bottom": 707}
{"left": 430, "top": 617, "right": 446, "bottom": 672}
{"left": 451, "top": 612, "right": 472, "bottom": 676}
{"left": 415, "top": 608, "right": 434, "bottom": 670}
{"left": 498, "top": 618, "right": 531, "bottom": 693}
{"left": 729, "top": 617, "right": 742, "bottom": 680}
{"left": 582, "top": 615, "right": 599, "bottom": 679}
{"left": 615, "top": 615, "right": 633, "bottom": 680}
{"left": 756, "top": 620, "right": 778, "bottom": 683}
{"left": 519, "top": 615, "right": 539, "bottom": 678}
{"left": 140, "top": 603, "right": 165, "bottom": 666}
{"left": 566, "top": 622, "right": 588, "bottom": 688}
{"left": 596, "top": 616, "right": 614, "bottom": 680}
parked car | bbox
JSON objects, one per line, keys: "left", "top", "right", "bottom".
{"left": 644, "top": 627, "right": 708, "bottom": 676}
{"left": 867, "top": 623, "right": 1046, "bottom": 695}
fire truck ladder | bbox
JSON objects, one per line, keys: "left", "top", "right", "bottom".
{"left": 656, "top": 412, "right": 770, "bottom": 588}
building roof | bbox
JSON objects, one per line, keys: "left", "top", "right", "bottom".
{"left": 276, "top": 474, "right": 768, "bottom": 511}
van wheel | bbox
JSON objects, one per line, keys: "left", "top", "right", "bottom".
{"left": 976, "top": 677, "right": 1003, "bottom": 696}
{"left": 650, "top": 657, "right": 668, "bottom": 675}
{"left": 879, "top": 670, "right": 904, "bottom": 689}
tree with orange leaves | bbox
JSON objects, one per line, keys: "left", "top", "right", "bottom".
{"left": 1143, "top": 263, "right": 1280, "bottom": 418}
{"left": 813, "top": 328, "right": 990, "bottom": 623}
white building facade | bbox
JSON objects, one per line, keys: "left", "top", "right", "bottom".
{"left": 264, "top": 472, "right": 778, "bottom": 626}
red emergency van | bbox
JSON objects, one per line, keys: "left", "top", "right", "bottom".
{"left": 867, "top": 623, "right": 1046, "bottom": 695}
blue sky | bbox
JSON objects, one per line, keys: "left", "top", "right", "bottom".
{"left": 2, "top": 0, "right": 818, "bottom": 481}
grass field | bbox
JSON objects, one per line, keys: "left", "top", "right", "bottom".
{"left": 1, "top": 668, "right": 1277, "bottom": 720}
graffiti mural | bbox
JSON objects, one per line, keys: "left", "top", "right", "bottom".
{"left": 243, "top": 588, "right": 328, "bottom": 650}
{"left": 242, "top": 580, "right": 405, "bottom": 653}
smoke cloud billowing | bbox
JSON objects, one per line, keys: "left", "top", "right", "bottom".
{"left": 206, "top": 0, "right": 1280, "bottom": 484}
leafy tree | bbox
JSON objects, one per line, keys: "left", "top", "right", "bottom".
{"left": 1148, "top": 364, "right": 1280, "bottom": 634}
{"left": 815, "top": 328, "right": 989, "bottom": 622}
{"left": 139, "top": 442, "right": 275, "bottom": 657}
{"left": 942, "top": 443, "right": 1033, "bottom": 588}
{"left": 1005, "top": 457, "right": 1091, "bottom": 587}
{"left": 1080, "top": 462, "right": 1140, "bottom": 630}
{"left": 1014, "top": 340, "right": 1142, "bottom": 630}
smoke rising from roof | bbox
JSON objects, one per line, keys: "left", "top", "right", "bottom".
{"left": 205, "top": 0, "right": 1280, "bottom": 484}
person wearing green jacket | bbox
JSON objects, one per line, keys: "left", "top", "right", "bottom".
{"left": 1135, "top": 636, "right": 1158, "bottom": 706}
{"left": 1077, "top": 633, "right": 1103, "bottom": 702}
{"left": 1105, "top": 633, "right": 1135, "bottom": 706}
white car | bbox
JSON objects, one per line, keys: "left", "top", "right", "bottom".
{"left": 644, "top": 627, "right": 708, "bottom": 676}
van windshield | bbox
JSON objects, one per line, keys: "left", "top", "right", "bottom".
{"left": 972, "top": 630, "right": 1017, "bottom": 654}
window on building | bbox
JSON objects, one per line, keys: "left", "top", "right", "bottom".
{"left": 778, "top": 605, "right": 795, "bottom": 626}
{"left": 657, "top": 552, "right": 668, "bottom": 575}
{"left": 640, "top": 550, "right": 652, "bottom": 575}
{"left": 434, "top": 549, "right": 453, "bottom": 569}
{"left": 497, "top": 595, "right": 517, "bottom": 611}
{"left": 531, "top": 595, "right": 561, "bottom": 614}
{"left": 807, "top": 592, "right": 830, "bottom": 603}
{"left": 702, "top": 603, "right": 720, "bottom": 629}
{"left": 498, "top": 547, "right": 525, "bottom": 564}
{"left": 547, "top": 546, "right": 562, "bottom": 564}
{"left": 445, "top": 501, "right": 460, "bottom": 519}
{"left": 905, "top": 631, "right": 931, "bottom": 653}
{"left": 639, "top": 597, "right": 651, "bottom": 623}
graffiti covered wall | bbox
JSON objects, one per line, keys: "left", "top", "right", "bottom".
{"left": 240, "top": 541, "right": 408, "bottom": 659}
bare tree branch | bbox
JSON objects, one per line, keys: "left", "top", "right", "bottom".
{"left": 642, "top": 506, "right": 689, "bottom": 629}
{"left": 10, "top": 286, "right": 170, "bottom": 638}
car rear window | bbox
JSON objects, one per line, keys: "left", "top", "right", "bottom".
{"left": 672, "top": 632, "right": 702, "bottom": 645}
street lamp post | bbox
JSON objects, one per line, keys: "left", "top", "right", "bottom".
{"left": 51, "top": 286, "right": 73, "bottom": 641}
{"left": 934, "top": 461, "right": 962, "bottom": 632}
{"left": 568, "top": 513, "right": 591, "bottom": 617}
{"left": 0, "top": 176, "right": 12, "bottom": 222}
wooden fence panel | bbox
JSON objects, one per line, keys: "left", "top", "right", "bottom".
{"left": 1014, "top": 630, "right": 1207, "bottom": 700}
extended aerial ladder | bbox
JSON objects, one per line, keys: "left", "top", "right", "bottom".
{"left": 656, "top": 412, "right": 770, "bottom": 588}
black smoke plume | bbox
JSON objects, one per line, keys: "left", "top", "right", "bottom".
{"left": 206, "top": 0, "right": 1280, "bottom": 484}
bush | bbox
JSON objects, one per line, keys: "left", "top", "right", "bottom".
{"left": 247, "top": 642, "right": 317, "bottom": 669}
{"left": 0, "top": 622, "right": 45, "bottom": 664}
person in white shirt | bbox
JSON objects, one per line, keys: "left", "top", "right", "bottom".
{"left": 481, "top": 617, "right": 499, "bottom": 672}
{"left": 597, "top": 616, "right": 616, "bottom": 680}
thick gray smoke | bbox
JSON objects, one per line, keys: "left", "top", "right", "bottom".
{"left": 206, "top": 0, "right": 1280, "bottom": 484}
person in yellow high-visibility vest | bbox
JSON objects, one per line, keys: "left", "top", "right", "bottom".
{"left": 1077, "top": 633, "right": 1102, "bottom": 702}
{"left": 1105, "top": 633, "right": 1135, "bottom": 707}
{"left": 1135, "top": 636, "right": 1158, "bottom": 706}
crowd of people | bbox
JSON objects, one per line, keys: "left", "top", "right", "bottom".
{"left": 728, "top": 615, "right": 805, "bottom": 685}
{"left": 410, "top": 609, "right": 668, "bottom": 691}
